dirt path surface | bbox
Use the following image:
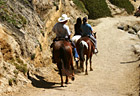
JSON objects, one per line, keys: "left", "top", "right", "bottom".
{"left": 3, "top": 16, "right": 140, "bottom": 96}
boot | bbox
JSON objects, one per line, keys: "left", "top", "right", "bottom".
{"left": 94, "top": 48, "right": 98, "bottom": 54}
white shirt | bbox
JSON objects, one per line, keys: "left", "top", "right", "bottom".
{"left": 52, "top": 22, "right": 71, "bottom": 38}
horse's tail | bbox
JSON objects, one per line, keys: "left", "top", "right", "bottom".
{"left": 79, "top": 40, "right": 88, "bottom": 61}
{"left": 60, "top": 45, "right": 71, "bottom": 76}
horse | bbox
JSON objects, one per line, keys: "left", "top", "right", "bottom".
{"left": 52, "top": 39, "right": 75, "bottom": 87}
{"left": 76, "top": 33, "right": 96, "bottom": 75}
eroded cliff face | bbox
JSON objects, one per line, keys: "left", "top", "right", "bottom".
{"left": 0, "top": 0, "right": 86, "bottom": 93}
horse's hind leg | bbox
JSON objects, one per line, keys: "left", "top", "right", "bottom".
{"left": 71, "top": 59, "right": 75, "bottom": 81}
{"left": 90, "top": 55, "right": 93, "bottom": 71}
{"left": 76, "top": 61, "right": 79, "bottom": 69}
{"left": 85, "top": 57, "right": 88, "bottom": 75}
{"left": 57, "top": 63, "right": 64, "bottom": 87}
{"left": 60, "top": 70, "right": 64, "bottom": 87}
{"left": 80, "top": 61, "right": 84, "bottom": 72}
{"left": 65, "top": 76, "right": 69, "bottom": 84}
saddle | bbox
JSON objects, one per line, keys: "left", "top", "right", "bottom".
{"left": 83, "top": 36, "right": 95, "bottom": 46}
{"left": 53, "top": 37, "right": 69, "bottom": 41}
{"left": 50, "top": 37, "right": 70, "bottom": 48}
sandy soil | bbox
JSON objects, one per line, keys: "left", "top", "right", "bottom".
{"left": 2, "top": 16, "right": 140, "bottom": 96}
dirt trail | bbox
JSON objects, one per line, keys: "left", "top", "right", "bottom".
{"left": 3, "top": 16, "right": 140, "bottom": 96}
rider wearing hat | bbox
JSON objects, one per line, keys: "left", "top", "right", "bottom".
{"left": 52, "top": 14, "right": 79, "bottom": 63}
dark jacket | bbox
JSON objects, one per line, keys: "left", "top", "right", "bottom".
{"left": 74, "top": 24, "right": 82, "bottom": 35}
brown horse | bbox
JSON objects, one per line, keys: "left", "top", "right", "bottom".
{"left": 52, "top": 39, "right": 75, "bottom": 87}
{"left": 76, "top": 33, "right": 96, "bottom": 75}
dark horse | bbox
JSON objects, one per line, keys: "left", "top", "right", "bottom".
{"left": 76, "top": 33, "right": 96, "bottom": 75}
{"left": 52, "top": 39, "right": 75, "bottom": 87}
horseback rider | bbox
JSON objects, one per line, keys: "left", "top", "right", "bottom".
{"left": 81, "top": 17, "right": 98, "bottom": 53}
{"left": 74, "top": 17, "right": 83, "bottom": 36}
{"left": 51, "top": 14, "right": 79, "bottom": 63}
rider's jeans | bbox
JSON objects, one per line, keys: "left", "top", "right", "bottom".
{"left": 73, "top": 48, "right": 79, "bottom": 58}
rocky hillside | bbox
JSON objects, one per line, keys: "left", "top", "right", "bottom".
{"left": 0, "top": 0, "right": 139, "bottom": 94}
{"left": 0, "top": 0, "right": 86, "bottom": 93}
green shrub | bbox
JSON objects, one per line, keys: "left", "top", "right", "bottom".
{"left": 82, "top": 0, "right": 112, "bottom": 19}
{"left": 31, "top": 53, "right": 36, "bottom": 60}
{"left": 16, "top": 57, "right": 24, "bottom": 64}
{"left": 14, "top": 63, "right": 28, "bottom": 75}
{"left": 0, "top": 0, "right": 27, "bottom": 28}
{"left": 12, "top": 78, "right": 17, "bottom": 85}
{"left": 8, "top": 79, "right": 13, "bottom": 86}
{"left": 0, "top": 0, "right": 6, "bottom": 6}
{"left": 13, "top": 70, "right": 19, "bottom": 76}
{"left": 8, "top": 78, "right": 18, "bottom": 86}
{"left": 109, "top": 0, "right": 134, "bottom": 14}
{"left": 72, "top": 0, "right": 89, "bottom": 14}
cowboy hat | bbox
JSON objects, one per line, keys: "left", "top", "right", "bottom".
{"left": 58, "top": 14, "right": 70, "bottom": 22}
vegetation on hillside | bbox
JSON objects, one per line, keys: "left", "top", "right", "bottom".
{"left": 73, "top": 0, "right": 134, "bottom": 19}
{"left": 72, "top": 0, "right": 89, "bottom": 14}
{"left": 0, "top": 0, "right": 27, "bottom": 28}
{"left": 109, "top": 0, "right": 134, "bottom": 14}
{"left": 81, "top": 0, "right": 112, "bottom": 19}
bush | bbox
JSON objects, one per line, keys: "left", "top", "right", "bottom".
{"left": 109, "top": 0, "right": 134, "bottom": 14}
{"left": 8, "top": 78, "right": 18, "bottom": 86}
{"left": 14, "top": 63, "right": 28, "bottom": 75}
{"left": 31, "top": 53, "right": 36, "bottom": 60}
{"left": 72, "top": 0, "right": 89, "bottom": 14}
{"left": 8, "top": 79, "right": 13, "bottom": 86}
{"left": 82, "top": 0, "right": 112, "bottom": 19}
{"left": 0, "top": 0, "right": 27, "bottom": 28}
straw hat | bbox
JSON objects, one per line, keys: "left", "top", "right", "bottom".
{"left": 58, "top": 14, "right": 70, "bottom": 22}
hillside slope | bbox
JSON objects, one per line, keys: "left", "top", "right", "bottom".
{"left": 0, "top": 0, "right": 86, "bottom": 93}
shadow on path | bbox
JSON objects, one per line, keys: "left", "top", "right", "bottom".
{"left": 120, "top": 58, "right": 140, "bottom": 64}
{"left": 27, "top": 71, "right": 61, "bottom": 89}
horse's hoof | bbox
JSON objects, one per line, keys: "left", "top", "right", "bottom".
{"left": 65, "top": 82, "right": 68, "bottom": 84}
{"left": 65, "top": 82, "right": 71, "bottom": 84}
{"left": 77, "top": 66, "right": 79, "bottom": 69}
{"left": 71, "top": 76, "right": 75, "bottom": 81}
{"left": 90, "top": 68, "right": 93, "bottom": 71}
{"left": 82, "top": 69, "right": 84, "bottom": 72}
{"left": 85, "top": 73, "right": 88, "bottom": 75}
{"left": 61, "top": 85, "right": 64, "bottom": 87}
